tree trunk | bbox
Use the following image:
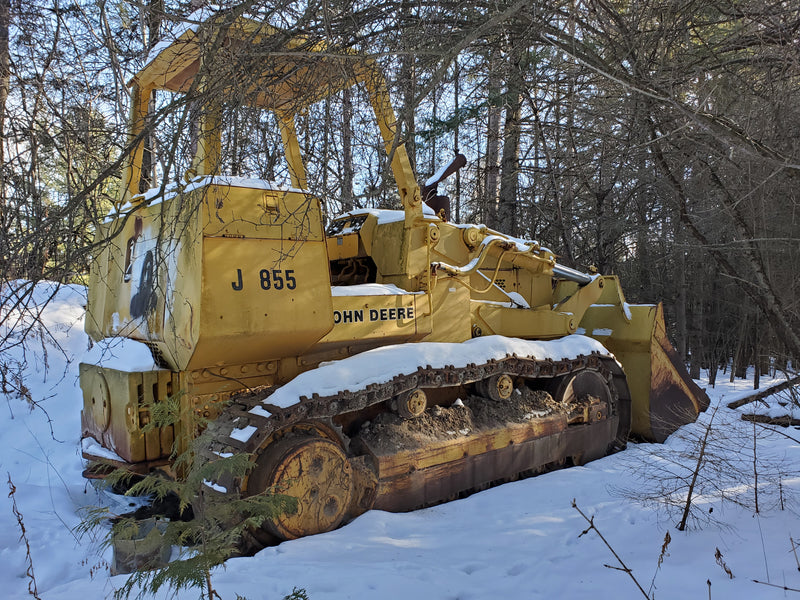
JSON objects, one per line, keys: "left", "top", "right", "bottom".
{"left": 689, "top": 300, "right": 702, "bottom": 380}
{"left": 708, "top": 361, "right": 718, "bottom": 388}
{"left": 484, "top": 48, "right": 501, "bottom": 227}
{"left": 140, "top": 0, "right": 163, "bottom": 190}
{"left": 399, "top": 0, "right": 416, "bottom": 173}
{"left": 0, "top": 0, "right": 8, "bottom": 273}
{"left": 497, "top": 40, "right": 522, "bottom": 236}
{"left": 453, "top": 58, "right": 461, "bottom": 223}
{"left": 675, "top": 219, "right": 688, "bottom": 361}
{"left": 341, "top": 88, "right": 354, "bottom": 211}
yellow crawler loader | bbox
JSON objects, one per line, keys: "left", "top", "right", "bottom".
{"left": 80, "top": 12, "right": 708, "bottom": 548}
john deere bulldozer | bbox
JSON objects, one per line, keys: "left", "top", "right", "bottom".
{"left": 80, "top": 11, "right": 708, "bottom": 548}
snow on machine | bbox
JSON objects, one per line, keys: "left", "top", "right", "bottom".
{"left": 80, "top": 12, "right": 708, "bottom": 550}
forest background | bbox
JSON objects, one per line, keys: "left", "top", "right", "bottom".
{"left": 1, "top": 0, "right": 798, "bottom": 386}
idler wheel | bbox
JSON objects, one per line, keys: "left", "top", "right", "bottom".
{"left": 553, "top": 369, "right": 612, "bottom": 408}
{"left": 394, "top": 389, "right": 427, "bottom": 418}
{"left": 247, "top": 436, "right": 353, "bottom": 540}
{"left": 477, "top": 373, "right": 514, "bottom": 401}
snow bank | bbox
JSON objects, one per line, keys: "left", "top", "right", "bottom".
{"left": 1, "top": 280, "right": 799, "bottom": 600}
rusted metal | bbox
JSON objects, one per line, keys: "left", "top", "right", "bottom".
{"left": 647, "top": 307, "right": 711, "bottom": 442}
{"left": 197, "top": 352, "right": 630, "bottom": 550}
{"left": 111, "top": 518, "right": 171, "bottom": 576}
{"left": 371, "top": 417, "right": 618, "bottom": 512}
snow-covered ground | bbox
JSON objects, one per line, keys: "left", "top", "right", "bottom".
{"left": 1, "top": 281, "right": 799, "bottom": 600}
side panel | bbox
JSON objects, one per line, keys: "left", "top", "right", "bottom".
{"left": 159, "top": 204, "right": 203, "bottom": 371}
{"left": 368, "top": 220, "right": 429, "bottom": 282}
{"left": 192, "top": 235, "right": 333, "bottom": 367}
{"left": 85, "top": 204, "right": 172, "bottom": 346}
{"left": 315, "top": 293, "right": 426, "bottom": 350}
{"left": 85, "top": 182, "right": 335, "bottom": 372}
{"left": 422, "top": 281, "right": 471, "bottom": 343}
{"left": 189, "top": 185, "right": 334, "bottom": 368}
{"left": 84, "top": 222, "right": 112, "bottom": 342}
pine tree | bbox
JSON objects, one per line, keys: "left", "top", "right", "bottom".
{"left": 81, "top": 395, "right": 296, "bottom": 600}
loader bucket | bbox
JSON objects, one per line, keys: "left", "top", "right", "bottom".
{"left": 580, "top": 292, "right": 709, "bottom": 442}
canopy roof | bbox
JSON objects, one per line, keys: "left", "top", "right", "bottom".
{"left": 123, "top": 9, "right": 416, "bottom": 215}
{"left": 132, "top": 12, "right": 372, "bottom": 113}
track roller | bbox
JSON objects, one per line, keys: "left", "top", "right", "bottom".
{"left": 393, "top": 389, "right": 427, "bottom": 418}
{"left": 477, "top": 373, "right": 514, "bottom": 401}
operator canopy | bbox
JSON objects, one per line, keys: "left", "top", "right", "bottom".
{"left": 133, "top": 11, "right": 376, "bottom": 113}
{"left": 124, "top": 9, "right": 411, "bottom": 198}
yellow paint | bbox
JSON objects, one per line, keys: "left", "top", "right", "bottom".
{"left": 326, "top": 234, "right": 359, "bottom": 261}
{"left": 81, "top": 15, "right": 706, "bottom": 470}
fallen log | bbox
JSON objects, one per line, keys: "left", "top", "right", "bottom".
{"left": 726, "top": 375, "right": 800, "bottom": 410}
{"left": 741, "top": 413, "right": 800, "bottom": 427}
